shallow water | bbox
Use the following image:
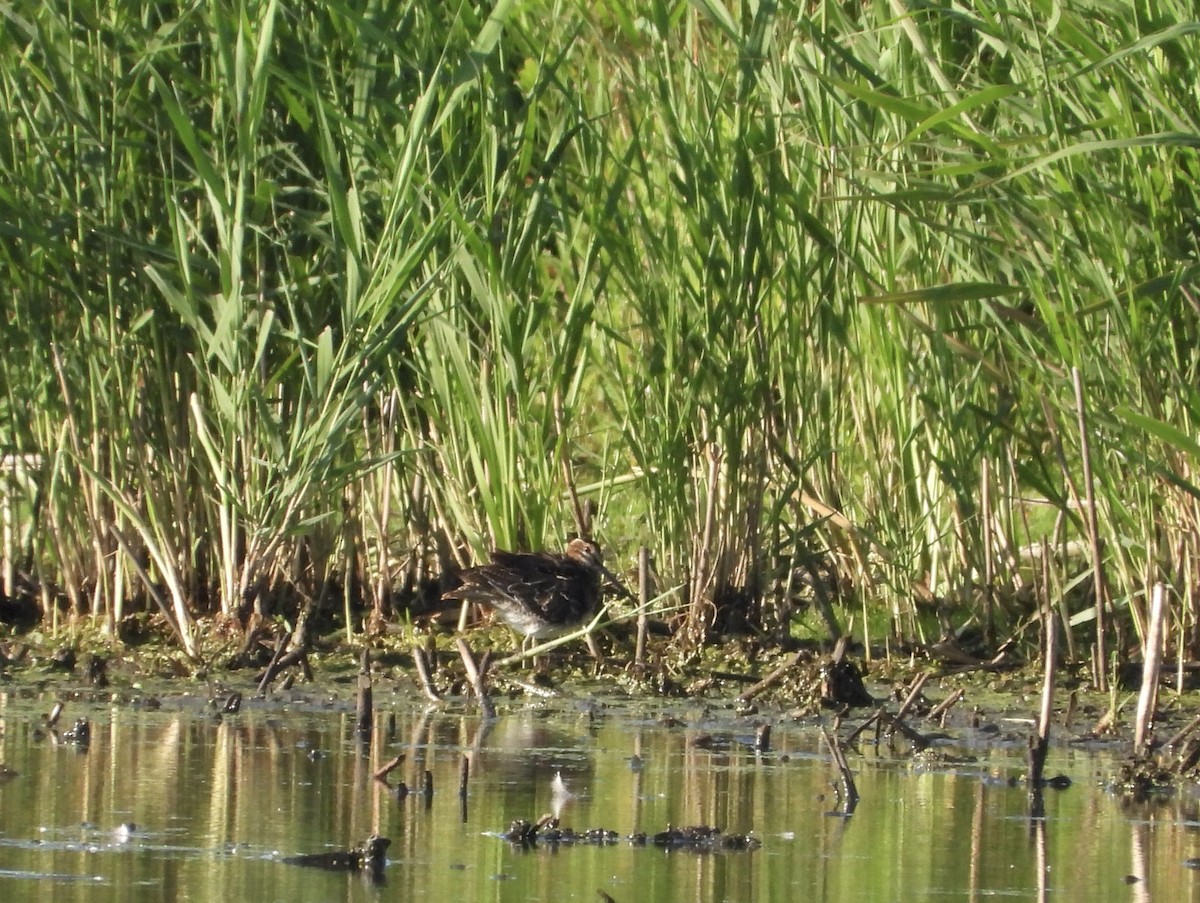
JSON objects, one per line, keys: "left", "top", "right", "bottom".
{"left": 1, "top": 683, "right": 1198, "bottom": 902}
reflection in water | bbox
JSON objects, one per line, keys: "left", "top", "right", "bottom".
{"left": 0, "top": 691, "right": 1196, "bottom": 902}
{"left": 1034, "top": 813, "right": 1047, "bottom": 903}
{"left": 1130, "top": 821, "right": 1153, "bottom": 903}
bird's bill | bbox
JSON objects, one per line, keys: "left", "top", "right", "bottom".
{"left": 597, "top": 563, "right": 636, "bottom": 603}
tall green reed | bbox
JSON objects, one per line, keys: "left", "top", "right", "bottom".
{"left": 1, "top": 0, "right": 1198, "bottom": 667}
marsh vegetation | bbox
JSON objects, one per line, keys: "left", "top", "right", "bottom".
{"left": 1, "top": 1, "right": 1199, "bottom": 682}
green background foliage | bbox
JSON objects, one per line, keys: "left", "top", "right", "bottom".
{"left": 2, "top": 0, "right": 1198, "bottom": 658}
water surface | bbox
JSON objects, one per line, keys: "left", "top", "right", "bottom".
{"left": 0, "top": 686, "right": 1197, "bottom": 902}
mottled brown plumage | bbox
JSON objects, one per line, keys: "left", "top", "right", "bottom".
{"left": 443, "top": 538, "right": 612, "bottom": 643}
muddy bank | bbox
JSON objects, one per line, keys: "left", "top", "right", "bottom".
{"left": 2, "top": 623, "right": 1198, "bottom": 780}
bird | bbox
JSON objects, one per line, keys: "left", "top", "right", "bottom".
{"left": 442, "top": 538, "right": 624, "bottom": 649}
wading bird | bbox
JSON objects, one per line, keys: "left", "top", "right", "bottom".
{"left": 443, "top": 539, "right": 626, "bottom": 650}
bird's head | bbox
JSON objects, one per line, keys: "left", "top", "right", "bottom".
{"left": 564, "top": 537, "right": 604, "bottom": 569}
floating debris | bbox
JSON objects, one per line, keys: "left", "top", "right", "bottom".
{"left": 500, "top": 817, "right": 757, "bottom": 852}
{"left": 545, "top": 826, "right": 619, "bottom": 846}
{"left": 635, "top": 825, "right": 761, "bottom": 852}
{"left": 282, "top": 834, "right": 391, "bottom": 876}
{"left": 503, "top": 816, "right": 619, "bottom": 847}
{"left": 1113, "top": 758, "right": 1176, "bottom": 802}
{"left": 503, "top": 814, "right": 558, "bottom": 846}
{"left": 62, "top": 718, "right": 91, "bottom": 749}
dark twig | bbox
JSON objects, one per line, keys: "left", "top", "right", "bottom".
{"left": 895, "top": 672, "right": 928, "bottom": 720}
{"left": 927, "top": 689, "right": 964, "bottom": 724}
{"left": 879, "top": 711, "right": 930, "bottom": 750}
{"left": 737, "top": 649, "right": 804, "bottom": 704}
{"left": 355, "top": 649, "right": 373, "bottom": 742}
{"left": 256, "top": 648, "right": 308, "bottom": 695}
{"left": 820, "top": 726, "right": 859, "bottom": 815}
{"left": 373, "top": 755, "right": 405, "bottom": 785}
{"left": 1164, "top": 714, "right": 1200, "bottom": 751}
{"left": 460, "top": 755, "right": 470, "bottom": 823}
{"left": 846, "top": 708, "right": 882, "bottom": 745}
{"left": 256, "top": 637, "right": 288, "bottom": 695}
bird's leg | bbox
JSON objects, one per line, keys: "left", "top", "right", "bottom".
{"left": 518, "top": 633, "right": 543, "bottom": 669}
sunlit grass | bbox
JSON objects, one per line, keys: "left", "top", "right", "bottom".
{"left": 1, "top": 0, "right": 1198, "bottom": 670}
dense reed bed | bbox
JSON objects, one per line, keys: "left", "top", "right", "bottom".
{"left": 1, "top": 1, "right": 1197, "bottom": 671}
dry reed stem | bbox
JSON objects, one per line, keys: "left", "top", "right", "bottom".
{"left": 635, "top": 546, "right": 650, "bottom": 669}
{"left": 456, "top": 637, "right": 496, "bottom": 720}
{"left": 1028, "top": 589, "right": 1056, "bottom": 808}
{"left": 1073, "top": 367, "right": 1108, "bottom": 692}
{"left": 1133, "top": 583, "right": 1166, "bottom": 757}
{"left": 737, "top": 649, "right": 805, "bottom": 704}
